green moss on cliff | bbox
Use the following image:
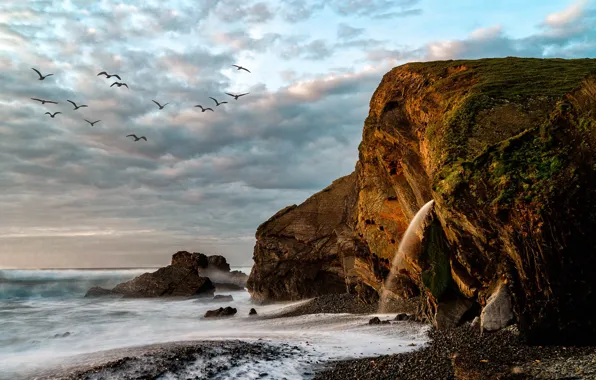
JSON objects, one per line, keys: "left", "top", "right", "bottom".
{"left": 420, "top": 220, "right": 452, "bottom": 300}
{"left": 406, "top": 58, "right": 596, "bottom": 165}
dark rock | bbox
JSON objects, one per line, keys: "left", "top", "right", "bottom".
{"left": 110, "top": 265, "right": 215, "bottom": 298}
{"left": 204, "top": 306, "right": 237, "bottom": 318}
{"left": 207, "top": 255, "right": 231, "bottom": 272}
{"left": 171, "top": 251, "right": 209, "bottom": 270}
{"left": 213, "top": 295, "right": 234, "bottom": 302}
{"left": 434, "top": 298, "right": 474, "bottom": 330}
{"left": 85, "top": 286, "right": 115, "bottom": 297}
{"left": 249, "top": 308, "right": 257, "bottom": 316}
{"left": 369, "top": 317, "right": 381, "bottom": 325}
{"left": 394, "top": 313, "right": 411, "bottom": 321}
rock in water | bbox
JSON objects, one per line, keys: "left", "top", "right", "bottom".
{"left": 249, "top": 308, "right": 257, "bottom": 316}
{"left": 369, "top": 317, "right": 381, "bottom": 325}
{"left": 213, "top": 295, "right": 234, "bottom": 302}
{"left": 111, "top": 265, "right": 215, "bottom": 298}
{"left": 247, "top": 58, "right": 596, "bottom": 344}
{"left": 204, "top": 306, "right": 237, "bottom": 318}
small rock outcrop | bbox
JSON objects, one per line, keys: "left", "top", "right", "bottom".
{"left": 249, "top": 308, "right": 257, "bottom": 316}
{"left": 110, "top": 265, "right": 215, "bottom": 298}
{"left": 172, "top": 251, "right": 248, "bottom": 290}
{"left": 204, "top": 306, "right": 237, "bottom": 318}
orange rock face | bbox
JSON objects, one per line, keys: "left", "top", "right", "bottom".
{"left": 249, "top": 58, "right": 596, "bottom": 344}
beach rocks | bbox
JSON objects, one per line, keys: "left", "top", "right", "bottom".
{"left": 213, "top": 295, "right": 234, "bottom": 302}
{"left": 249, "top": 308, "right": 257, "bottom": 316}
{"left": 204, "top": 306, "right": 237, "bottom": 318}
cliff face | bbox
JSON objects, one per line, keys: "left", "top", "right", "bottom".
{"left": 248, "top": 58, "right": 596, "bottom": 344}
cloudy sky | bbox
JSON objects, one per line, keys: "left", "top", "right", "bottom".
{"left": 0, "top": 0, "right": 594, "bottom": 268}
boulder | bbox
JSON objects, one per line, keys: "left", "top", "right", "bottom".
{"left": 434, "top": 299, "right": 474, "bottom": 330}
{"left": 249, "top": 308, "right": 258, "bottom": 316}
{"left": 213, "top": 295, "right": 234, "bottom": 302}
{"left": 481, "top": 281, "right": 514, "bottom": 332}
{"left": 110, "top": 265, "right": 215, "bottom": 298}
{"left": 204, "top": 306, "right": 237, "bottom": 318}
{"left": 394, "top": 313, "right": 411, "bottom": 321}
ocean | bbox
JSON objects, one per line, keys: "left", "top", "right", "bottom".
{"left": 0, "top": 267, "right": 427, "bottom": 379}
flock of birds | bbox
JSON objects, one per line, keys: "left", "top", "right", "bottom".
{"left": 29, "top": 64, "right": 252, "bottom": 142}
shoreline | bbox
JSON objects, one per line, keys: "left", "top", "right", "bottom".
{"left": 314, "top": 321, "right": 596, "bottom": 380}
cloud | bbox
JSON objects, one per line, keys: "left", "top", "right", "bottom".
{"left": 337, "top": 23, "right": 365, "bottom": 40}
{"left": 278, "top": 0, "right": 422, "bottom": 22}
{"left": 363, "top": 0, "right": 596, "bottom": 65}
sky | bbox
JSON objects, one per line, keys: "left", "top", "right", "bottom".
{"left": 0, "top": 0, "right": 595, "bottom": 268}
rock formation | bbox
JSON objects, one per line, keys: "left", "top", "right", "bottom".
{"left": 172, "top": 251, "right": 248, "bottom": 290}
{"left": 247, "top": 173, "right": 382, "bottom": 303}
{"left": 248, "top": 57, "right": 596, "bottom": 344}
{"left": 84, "top": 251, "right": 247, "bottom": 298}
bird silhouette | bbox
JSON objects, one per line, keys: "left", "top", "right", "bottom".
{"left": 84, "top": 119, "right": 101, "bottom": 126}
{"left": 209, "top": 97, "right": 228, "bottom": 106}
{"left": 194, "top": 105, "right": 214, "bottom": 112}
{"left": 31, "top": 98, "right": 58, "bottom": 104}
{"left": 232, "top": 65, "right": 251, "bottom": 73}
{"left": 152, "top": 100, "right": 169, "bottom": 109}
{"left": 67, "top": 100, "right": 88, "bottom": 110}
{"left": 225, "top": 92, "right": 249, "bottom": 100}
{"left": 127, "top": 134, "right": 147, "bottom": 141}
{"left": 97, "top": 71, "right": 121, "bottom": 80}
{"left": 110, "top": 82, "right": 129, "bottom": 88}
{"left": 31, "top": 68, "right": 54, "bottom": 80}
{"left": 44, "top": 112, "right": 61, "bottom": 118}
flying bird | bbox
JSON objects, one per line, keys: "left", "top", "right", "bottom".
{"left": 97, "top": 71, "right": 121, "bottom": 80}
{"left": 225, "top": 92, "right": 249, "bottom": 100}
{"left": 31, "top": 68, "right": 54, "bottom": 80}
{"left": 127, "top": 134, "right": 147, "bottom": 141}
{"left": 84, "top": 119, "right": 101, "bottom": 126}
{"left": 232, "top": 65, "right": 251, "bottom": 73}
{"left": 209, "top": 97, "right": 228, "bottom": 106}
{"left": 110, "top": 82, "right": 129, "bottom": 88}
{"left": 67, "top": 100, "right": 88, "bottom": 110}
{"left": 44, "top": 112, "right": 61, "bottom": 118}
{"left": 194, "top": 105, "right": 214, "bottom": 112}
{"left": 152, "top": 100, "right": 169, "bottom": 109}
{"left": 31, "top": 98, "right": 58, "bottom": 104}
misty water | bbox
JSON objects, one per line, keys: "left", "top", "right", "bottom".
{"left": 0, "top": 268, "right": 428, "bottom": 380}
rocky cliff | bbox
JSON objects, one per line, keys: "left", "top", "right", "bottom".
{"left": 247, "top": 57, "right": 596, "bottom": 344}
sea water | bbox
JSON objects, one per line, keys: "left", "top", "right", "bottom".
{"left": 0, "top": 267, "right": 428, "bottom": 379}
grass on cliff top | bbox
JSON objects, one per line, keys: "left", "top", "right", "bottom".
{"left": 406, "top": 58, "right": 596, "bottom": 166}
{"left": 403, "top": 57, "right": 596, "bottom": 101}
